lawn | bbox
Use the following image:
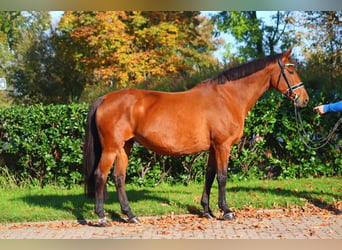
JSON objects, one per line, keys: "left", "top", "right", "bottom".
{"left": 0, "top": 177, "right": 341, "bottom": 223}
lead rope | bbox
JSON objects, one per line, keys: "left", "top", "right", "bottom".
{"left": 293, "top": 101, "right": 342, "bottom": 150}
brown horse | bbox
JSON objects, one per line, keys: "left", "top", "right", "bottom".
{"left": 84, "top": 48, "right": 309, "bottom": 226}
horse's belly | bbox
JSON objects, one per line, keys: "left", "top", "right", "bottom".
{"left": 132, "top": 93, "right": 211, "bottom": 155}
{"left": 134, "top": 131, "right": 210, "bottom": 156}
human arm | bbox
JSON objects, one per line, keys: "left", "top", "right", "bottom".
{"left": 324, "top": 101, "right": 342, "bottom": 113}
{"left": 313, "top": 101, "right": 342, "bottom": 114}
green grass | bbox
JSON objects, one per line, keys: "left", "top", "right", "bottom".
{"left": 0, "top": 177, "right": 341, "bottom": 223}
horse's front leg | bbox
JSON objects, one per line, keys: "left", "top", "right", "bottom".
{"left": 201, "top": 149, "right": 216, "bottom": 219}
{"left": 215, "top": 145, "right": 235, "bottom": 220}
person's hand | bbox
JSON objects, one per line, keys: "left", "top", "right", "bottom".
{"left": 313, "top": 105, "right": 326, "bottom": 114}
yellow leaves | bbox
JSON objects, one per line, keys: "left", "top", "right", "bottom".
{"left": 284, "top": 17, "right": 295, "bottom": 24}
{"left": 57, "top": 11, "right": 218, "bottom": 89}
{"left": 131, "top": 11, "right": 147, "bottom": 27}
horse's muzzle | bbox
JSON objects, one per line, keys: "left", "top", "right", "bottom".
{"left": 295, "top": 95, "right": 309, "bottom": 108}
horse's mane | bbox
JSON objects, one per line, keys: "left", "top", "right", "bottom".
{"left": 208, "top": 53, "right": 284, "bottom": 85}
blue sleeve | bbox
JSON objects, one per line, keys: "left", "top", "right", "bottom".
{"left": 324, "top": 101, "right": 342, "bottom": 113}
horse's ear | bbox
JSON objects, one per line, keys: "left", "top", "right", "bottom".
{"left": 282, "top": 47, "right": 293, "bottom": 59}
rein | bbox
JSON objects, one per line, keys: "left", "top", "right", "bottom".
{"left": 278, "top": 58, "right": 341, "bottom": 149}
{"left": 293, "top": 101, "right": 342, "bottom": 150}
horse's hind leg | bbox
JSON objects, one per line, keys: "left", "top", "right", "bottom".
{"left": 113, "top": 140, "right": 139, "bottom": 223}
{"left": 95, "top": 148, "right": 117, "bottom": 226}
{"left": 201, "top": 149, "right": 216, "bottom": 219}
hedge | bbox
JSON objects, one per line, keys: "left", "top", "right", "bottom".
{"left": 0, "top": 103, "right": 88, "bottom": 187}
{"left": 0, "top": 91, "right": 341, "bottom": 187}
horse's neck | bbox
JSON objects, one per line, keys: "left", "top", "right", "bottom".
{"left": 220, "top": 68, "right": 272, "bottom": 116}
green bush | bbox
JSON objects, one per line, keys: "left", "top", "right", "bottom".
{"left": 229, "top": 90, "right": 341, "bottom": 180}
{"left": 0, "top": 91, "right": 341, "bottom": 187}
{"left": 0, "top": 103, "right": 88, "bottom": 187}
{"left": 126, "top": 145, "right": 207, "bottom": 186}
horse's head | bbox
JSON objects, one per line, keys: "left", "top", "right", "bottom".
{"left": 272, "top": 48, "right": 309, "bottom": 108}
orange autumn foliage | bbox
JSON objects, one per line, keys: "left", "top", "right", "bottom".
{"left": 57, "top": 11, "right": 221, "bottom": 89}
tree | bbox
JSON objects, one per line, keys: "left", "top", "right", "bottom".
{"left": 57, "top": 11, "right": 221, "bottom": 98}
{"left": 3, "top": 11, "right": 91, "bottom": 104}
{"left": 0, "top": 12, "right": 17, "bottom": 77}
{"left": 212, "top": 11, "right": 292, "bottom": 62}
{"left": 0, "top": 12, "right": 26, "bottom": 105}
{"left": 0, "top": 12, "right": 53, "bottom": 104}
{"left": 1, "top": 11, "right": 222, "bottom": 104}
{"left": 8, "top": 11, "right": 54, "bottom": 104}
{"left": 288, "top": 11, "right": 341, "bottom": 98}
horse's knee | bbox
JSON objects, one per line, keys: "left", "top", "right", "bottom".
{"left": 95, "top": 169, "right": 107, "bottom": 186}
{"left": 114, "top": 175, "right": 125, "bottom": 188}
{"left": 217, "top": 173, "right": 227, "bottom": 185}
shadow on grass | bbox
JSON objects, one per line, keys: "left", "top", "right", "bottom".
{"left": 228, "top": 186, "right": 341, "bottom": 214}
{"left": 18, "top": 189, "right": 172, "bottom": 223}
{"left": 18, "top": 183, "right": 341, "bottom": 223}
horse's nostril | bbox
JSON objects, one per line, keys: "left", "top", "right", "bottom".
{"left": 302, "top": 98, "right": 309, "bottom": 107}
{"left": 297, "top": 97, "right": 309, "bottom": 107}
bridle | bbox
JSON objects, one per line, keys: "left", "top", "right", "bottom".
{"left": 277, "top": 58, "right": 304, "bottom": 101}
{"left": 277, "top": 59, "right": 341, "bottom": 150}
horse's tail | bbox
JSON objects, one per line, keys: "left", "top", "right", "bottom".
{"left": 83, "top": 97, "right": 104, "bottom": 199}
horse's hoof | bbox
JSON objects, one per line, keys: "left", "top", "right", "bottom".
{"left": 128, "top": 217, "right": 140, "bottom": 224}
{"left": 223, "top": 212, "right": 236, "bottom": 221}
{"left": 202, "top": 212, "right": 215, "bottom": 219}
{"left": 98, "top": 217, "right": 111, "bottom": 227}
